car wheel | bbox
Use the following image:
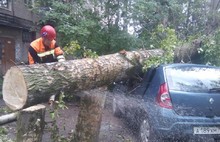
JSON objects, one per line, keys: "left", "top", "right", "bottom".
{"left": 112, "top": 97, "right": 122, "bottom": 117}
{"left": 139, "top": 119, "right": 159, "bottom": 142}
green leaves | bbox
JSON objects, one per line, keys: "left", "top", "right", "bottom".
{"left": 32, "top": 0, "right": 220, "bottom": 66}
{"left": 33, "top": 0, "right": 141, "bottom": 56}
{"left": 202, "top": 30, "right": 220, "bottom": 66}
{"left": 143, "top": 24, "right": 179, "bottom": 69}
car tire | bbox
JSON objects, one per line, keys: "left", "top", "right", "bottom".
{"left": 139, "top": 119, "right": 159, "bottom": 142}
{"left": 112, "top": 97, "right": 122, "bottom": 117}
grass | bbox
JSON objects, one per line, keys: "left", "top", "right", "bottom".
{"left": 0, "top": 126, "right": 14, "bottom": 142}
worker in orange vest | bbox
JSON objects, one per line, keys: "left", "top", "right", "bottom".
{"left": 28, "top": 25, "right": 65, "bottom": 64}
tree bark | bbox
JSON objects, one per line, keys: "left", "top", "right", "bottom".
{"left": 73, "top": 87, "right": 107, "bottom": 142}
{"left": 16, "top": 104, "right": 46, "bottom": 142}
{"left": 3, "top": 49, "right": 163, "bottom": 110}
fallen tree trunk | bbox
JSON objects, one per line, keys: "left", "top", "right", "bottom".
{"left": 3, "top": 49, "right": 163, "bottom": 110}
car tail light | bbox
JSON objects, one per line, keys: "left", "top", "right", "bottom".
{"left": 156, "top": 83, "right": 173, "bottom": 109}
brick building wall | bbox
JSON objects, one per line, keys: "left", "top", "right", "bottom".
{"left": 0, "top": 0, "right": 38, "bottom": 74}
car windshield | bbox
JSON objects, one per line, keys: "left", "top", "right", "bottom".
{"left": 165, "top": 66, "right": 220, "bottom": 92}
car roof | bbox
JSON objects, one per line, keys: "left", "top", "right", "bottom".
{"left": 159, "top": 63, "right": 219, "bottom": 69}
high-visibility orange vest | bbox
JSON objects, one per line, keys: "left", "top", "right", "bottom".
{"left": 28, "top": 37, "right": 64, "bottom": 64}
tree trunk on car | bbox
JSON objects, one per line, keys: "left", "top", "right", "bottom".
{"left": 2, "top": 49, "right": 163, "bottom": 111}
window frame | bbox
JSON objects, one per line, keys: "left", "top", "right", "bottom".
{"left": 0, "top": 0, "right": 12, "bottom": 11}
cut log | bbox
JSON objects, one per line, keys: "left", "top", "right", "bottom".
{"left": 73, "top": 87, "right": 107, "bottom": 142}
{"left": 0, "top": 112, "right": 17, "bottom": 126}
{"left": 16, "top": 104, "right": 46, "bottom": 142}
{"left": 3, "top": 49, "right": 163, "bottom": 110}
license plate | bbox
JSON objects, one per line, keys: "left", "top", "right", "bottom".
{"left": 193, "top": 127, "right": 220, "bottom": 134}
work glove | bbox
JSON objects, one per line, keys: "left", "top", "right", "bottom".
{"left": 57, "top": 55, "right": 66, "bottom": 62}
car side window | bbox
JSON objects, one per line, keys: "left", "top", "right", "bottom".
{"left": 141, "top": 67, "right": 157, "bottom": 96}
{"left": 143, "top": 67, "right": 162, "bottom": 101}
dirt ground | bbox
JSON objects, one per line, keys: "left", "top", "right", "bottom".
{"left": 0, "top": 91, "right": 138, "bottom": 142}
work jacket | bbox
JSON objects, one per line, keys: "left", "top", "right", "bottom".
{"left": 28, "top": 37, "right": 64, "bottom": 64}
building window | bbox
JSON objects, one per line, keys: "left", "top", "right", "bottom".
{"left": 0, "top": 0, "right": 9, "bottom": 9}
{"left": 22, "top": 30, "right": 36, "bottom": 43}
{"left": 24, "top": 0, "right": 34, "bottom": 8}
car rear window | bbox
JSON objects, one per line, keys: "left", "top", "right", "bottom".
{"left": 165, "top": 66, "right": 220, "bottom": 92}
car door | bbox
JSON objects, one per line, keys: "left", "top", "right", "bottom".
{"left": 143, "top": 67, "right": 162, "bottom": 112}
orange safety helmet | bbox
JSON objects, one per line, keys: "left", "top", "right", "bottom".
{"left": 40, "top": 25, "right": 56, "bottom": 40}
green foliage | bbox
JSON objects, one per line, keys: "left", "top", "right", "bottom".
{"left": 0, "top": 107, "right": 12, "bottom": 114}
{"left": 0, "top": 127, "right": 7, "bottom": 135}
{"left": 32, "top": 0, "right": 220, "bottom": 65}
{"left": 133, "top": 0, "right": 218, "bottom": 42}
{"left": 49, "top": 92, "right": 68, "bottom": 120}
{"left": 143, "top": 25, "right": 179, "bottom": 70}
{"left": 181, "top": 0, "right": 209, "bottom": 39}
{"left": 202, "top": 30, "right": 220, "bottom": 66}
{"left": 63, "top": 40, "right": 98, "bottom": 59}
{"left": 82, "top": 48, "right": 98, "bottom": 58}
{"left": 56, "top": 92, "right": 68, "bottom": 110}
{"left": 96, "top": 27, "right": 140, "bottom": 54}
{"left": 132, "top": 0, "right": 171, "bottom": 42}
{"left": 34, "top": 0, "right": 94, "bottom": 46}
{"left": 48, "top": 91, "right": 69, "bottom": 142}
{"left": 0, "top": 127, "right": 14, "bottom": 142}
{"left": 33, "top": 0, "right": 141, "bottom": 55}
{"left": 63, "top": 40, "right": 81, "bottom": 58}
